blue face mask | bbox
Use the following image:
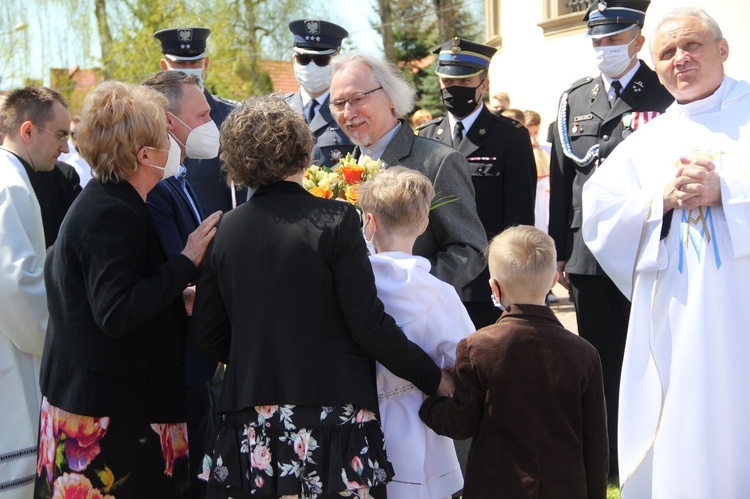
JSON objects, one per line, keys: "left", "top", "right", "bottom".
{"left": 170, "top": 67, "right": 204, "bottom": 88}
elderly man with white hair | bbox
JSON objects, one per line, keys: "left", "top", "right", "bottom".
{"left": 582, "top": 7, "right": 750, "bottom": 497}
{"left": 329, "top": 52, "right": 487, "bottom": 292}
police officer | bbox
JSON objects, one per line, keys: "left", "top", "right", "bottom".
{"left": 286, "top": 19, "right": 354, "bottom": 167}
{"left": 548, "top": 0, "right": 673, "bottom": 477}
{"left": 418, "top": 37, "right": 537, "bottom": 330}
{"left": 154, "top": 27, "right": 240, "bottom": 214}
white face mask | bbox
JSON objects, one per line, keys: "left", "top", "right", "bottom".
{"left": 169, "top": 67, "right": 205, "bottom": 89}
{"left": 147, "top": 135, "right": 181, "bottom": 180}
{"left": 169, "top": 112, "right": 220, "bottom": 159}
{"left": 293, "top": 60, "right": 331, "bottom": 94}
{"left": 363, "top": 215, "right": 377, "bottom": 255}
{"left": 594, "top": 37, "right": 636, "bottom": 79}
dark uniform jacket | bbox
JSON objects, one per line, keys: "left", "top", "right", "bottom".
{"left": 285, "top": 91, "right": 355, "bottom": 167}
{"left": 184, "top": 88, "right": 238, "bottom": 215}
{"left": 418, "top": 105, "right": 537, "bottom": 301}
{"left": 420, "top": 304, "right": 609, "bottom": 499}
{"left": 549, "top": 62, "right": 674, "bottom": 275}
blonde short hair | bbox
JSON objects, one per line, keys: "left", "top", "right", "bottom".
{"left": 77, "top": 81, "right": 168, "bottom": 184}
{"left": 220, "top": 95, "right": 312, "bottom": 189}
{"left": 357, "top": 166, "right": 434, "bottom": 235}
{"left": 487, "top": 226, "right": 557, "bottom": 296}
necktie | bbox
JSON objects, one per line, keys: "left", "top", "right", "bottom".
{"left": 611, "top": 80, "right": 623, "bottom": 106}
{"left": 452, "top": 121, "right": 464, "bottom": 149}
{"left": 304, "top": 98, "right": 318, "bottom": 124}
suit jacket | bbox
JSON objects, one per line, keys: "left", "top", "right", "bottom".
{"left": 184, "top": 88, "right": 239, "bottom": 215}
{"left": 418, "top": 106, "right": 537, "bottom": 301}
{"left": 420, "top": 304, "right": 609, "bottom": 498}
{"left": 549, "top": 62, "right": 674, "bottom": 275}
{"left": 285, "top": 91, "right": 355, "bottom": 167}
{"left": 32, "top": 160, "right": 82, "bottom": 247}
{"left": 147, "top": 175, "right": 217, "bottom": 386}
{"left": 377, "top": 122, "right": 487, "bottom": 294}
{"left": 192, "top": 181, "right": 441, "bottom": 415}
{"left": 40, "top": 179, "right": 197, "bottom": 422}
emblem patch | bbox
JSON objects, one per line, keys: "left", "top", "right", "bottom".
{"left": 178, "top": 29, "right": 193, "bottom": 42}
{"left": 305, "top": 20, "right": 320, "bottom": 35}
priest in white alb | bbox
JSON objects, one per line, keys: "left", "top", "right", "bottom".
{"left": 581, "top": 7, "right": 750, "bottom": 498}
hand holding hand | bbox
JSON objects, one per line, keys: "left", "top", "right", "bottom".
{"left": 183, "top": 285, "right": 196, "bottom": 316}
{"left": 436, "top": 368, "right": 455, "bottom": 397}
{"left": 664, "top": 156, "right": 721, "bottom": 213}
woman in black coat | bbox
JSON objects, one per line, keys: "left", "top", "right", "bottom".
{"left": 194, "top": 95, "right": 450, "bottom": 498}
{"left": 34, "top": 82, "right": 220, "bottom": 499}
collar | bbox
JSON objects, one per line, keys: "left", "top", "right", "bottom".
{"left": 359, "top": 121, "right": 402, "bottom": 162}
{"left": 177, "top": 163, "right": 187, "bottom": 180}
{"left": 300, "top": 89, "right": 330, "bottom": 108}
{"left": 501, "top": 303, "right": 565, "bottom": 326}
{"left": 448, "top": 102, "right": 484, "bottom": 134}
{"left": 601, "top": 60, "right": 641, "bottom": 100}
{"left": 0, "top": 146, "right": 35, "bottom": 182}
{"left": 675, "top": 76, "right": 726, "bottom": 117}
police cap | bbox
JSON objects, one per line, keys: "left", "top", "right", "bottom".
{"left": 154, "top": 27, "right": 211, "bottom": 61}
{"left": 433, "top": 37, "right": 497, "bottom": 79}
{"left": 584, "top": 0, "right": 650, "bottom": 39}
{"left": 289, "top": 19, "right": 348, "bottom": 55}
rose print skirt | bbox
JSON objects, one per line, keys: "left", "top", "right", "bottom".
{"left": 202, "top": 404, "right": 392, "bottom": 498}
{"left": 34, "top": 397, "right": 190, "bottom": 499}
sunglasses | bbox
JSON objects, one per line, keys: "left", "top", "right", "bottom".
{"left": 295, "top": 54, "right": 332, "bottom": 67}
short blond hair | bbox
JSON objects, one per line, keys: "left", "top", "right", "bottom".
{"left": 488, "top": 226, "right": 557, "bottom": 297}
{"left": 77, "top": 81, "right": 168, "bottom": 184}
{"left": 357, "top": 166, "right": 434, "bottom": 235}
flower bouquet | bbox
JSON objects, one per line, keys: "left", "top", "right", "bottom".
{"left": 303, "top": 153, "right": 384, "bottom": 206}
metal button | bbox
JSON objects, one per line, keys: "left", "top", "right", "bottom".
{"left": 602, "top": 135, "right": 609, "bottom": 141}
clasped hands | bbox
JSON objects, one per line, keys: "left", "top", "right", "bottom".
{"left": 664, "top": 155, "right": 722, "bottom": 214}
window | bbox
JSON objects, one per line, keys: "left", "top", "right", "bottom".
{"left": 485, "top": 0, "right": 502, "bottom": 48}
{"left": 539, "top": 0, "right": 596, "bottom": 37}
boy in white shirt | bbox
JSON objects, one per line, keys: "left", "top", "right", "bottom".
{"left": 358, "top": 167, "right": 475, "bottom": 498}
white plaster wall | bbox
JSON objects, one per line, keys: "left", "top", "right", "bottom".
{"left": 487, "top": 0, "right": 750, "bottom": 140}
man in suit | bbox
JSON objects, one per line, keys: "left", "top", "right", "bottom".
{"left": 548, "top": 0, "right": 674, "bottom": 477}
{"left": 329, "top": 52, "right": 487, "bottom": 293}
{"left": 143, "top": 70, "right": 222, "bottom": 499}
{"left": 155, "top": 26, "right": 239, "bottom": 214}
{"left": 285, "top": 19, "right": 355, "bottom": 167}
{"left": 418, "top": 37, "right": 537, "bottom": 330}
{"left": 31, "top": 161, "right": 81, "bottom": 248}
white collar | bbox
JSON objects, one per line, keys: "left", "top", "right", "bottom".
{"left": 676, "top": 76, "right": 727, "bottom": 117}
{"left": 602, "top": 60, "right": 642, "bottom": 99}
{"left": 448, "top": 102, "right": 484, "bottom": 134}
{"left": 300, "top": 89, "right": 329, "bottom": 107}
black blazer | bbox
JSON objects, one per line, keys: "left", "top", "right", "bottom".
{"left": 40, "top": 179, "right": 197, "bottom": 423}
{"left": 31, "top": 160, "right": 82, "bottom": 248}
{"left": 192, "top": 181, "right": 441, "bottom": 414}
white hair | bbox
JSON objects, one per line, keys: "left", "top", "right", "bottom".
{"left": 329, "top": 52, "right": 416, "bottom": 117}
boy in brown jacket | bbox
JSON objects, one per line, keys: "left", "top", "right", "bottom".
{"left": 420, "top": 225, "right": 608, "bottom": 498}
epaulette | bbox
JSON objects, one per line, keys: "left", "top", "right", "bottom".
{"left": 566, "top": 76, "right": 595, "bottom": 93}
{"left": 415, "top": 116, "right": 444, "bottom": 136}
{"left": 493, "top": 113, "right": 526, "bottom": 130}
{"left": 215, "top": 95, "right": 240, "bottom": 107}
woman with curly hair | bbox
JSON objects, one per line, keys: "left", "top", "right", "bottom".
{"left": 193, "top": 95, "right": 451, "bottom": 498}
{"left": 34, "top": 81, "right": 221, "bottom": 498}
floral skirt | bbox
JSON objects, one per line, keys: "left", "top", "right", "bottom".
{"left": 34, "top": 397, "right": 190, "bottom": 499}
{"left": 202, "top": 404, "right": 392, "bottom": 498}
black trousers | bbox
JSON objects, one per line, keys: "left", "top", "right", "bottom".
{"left": 569, "top": 273, "right": 630, "bottom": 477}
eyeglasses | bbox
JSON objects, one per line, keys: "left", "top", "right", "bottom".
{"left": 329, "top": 87, "right": 383, "bottom": 112}
{"left": 34, "top": 124, "right": 70, "bottom": 144}
{"left": 295, "top": 54, "right": 332, "bottom": 67}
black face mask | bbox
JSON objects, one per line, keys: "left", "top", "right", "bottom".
{"left": 441, "top": 80, "right": 484, "bottom": 118}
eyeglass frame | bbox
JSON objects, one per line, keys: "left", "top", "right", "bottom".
{"left": 34, "top": 123, "right": 70, "bottom": 144}
{"left": 329, "top": 86, "right": 384, "bottom": 112}
{"left": 294, "top": 53, "right": 333, "bottom": 67}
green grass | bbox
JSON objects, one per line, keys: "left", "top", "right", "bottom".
{"left": 607, "top": 476, "right": 621, "bottom": 499}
